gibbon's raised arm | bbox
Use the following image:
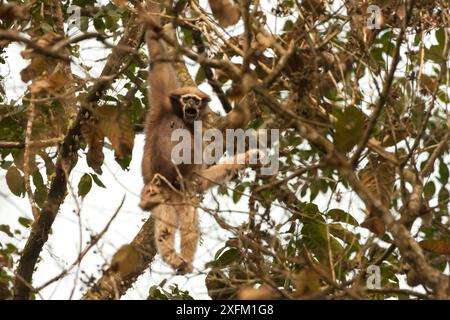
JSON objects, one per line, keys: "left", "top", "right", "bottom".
{"left": 145, "top": 2, "right": 179, "bottom": 116}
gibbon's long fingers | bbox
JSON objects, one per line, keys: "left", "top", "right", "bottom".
{"left": 179, "top": 205, "right": 198, "bottom": 274}
{"left": 193, "top": 150, "right": 260, "bottom": 192}
{"left": 194, "top": 164, "right": 240, "bottom": 192}
{"left": 152, "top": 204, "right": 185, "bottom": 270}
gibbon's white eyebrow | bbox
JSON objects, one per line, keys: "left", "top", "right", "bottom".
{"left": 180, "top": 94, "right": 203, "bottom": 100}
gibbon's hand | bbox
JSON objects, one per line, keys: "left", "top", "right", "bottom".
{"left": 244, "top": 149, "right": 269, "bottom": 168}
{"left": 224, "top": 149, "right": 268, "bottom": 169}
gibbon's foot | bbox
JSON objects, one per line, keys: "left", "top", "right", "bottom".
{"left": 161, "top": 251, "right": 188, "bottom": 274}
{"left": 139, "top": 183, "right": 167, "bottom": 211}
{"left": 175, "top": 260, "right": 193, "bottom": 275}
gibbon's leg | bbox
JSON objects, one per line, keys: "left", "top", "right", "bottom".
{"left": 139, "top": 182, "right": 168, "bottom": 211}
{"left": 152, "top": 201, "right": 185, "bottom": 271}
{"left": 178, "top": 203, "right": 199, "bottom": 275}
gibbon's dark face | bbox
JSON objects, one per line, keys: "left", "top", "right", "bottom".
{"left": 171, "top": 92, "right": 210, "bottom": 125}
{"left": 181, "top": 94, "right": 204, "bottom": 123}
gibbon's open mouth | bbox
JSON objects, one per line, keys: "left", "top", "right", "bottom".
{"left": 184, "top": 107, "right": 198, "bottom": 120}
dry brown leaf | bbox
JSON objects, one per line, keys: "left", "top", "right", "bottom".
{"left": 420, "top": 74, "right": 437, "bottom": 93}
{"left": 361, "top": 216, "right": 385, "bottom": 236}
{"left": 81, "top": 119, "right": 105, "bottom": 171}
{"left": 301, "top": 0, "right": 326, "bottom": 16}
{"left": 96, "top": 106, "right": 134, "bottom": 159}
{"left": 359, "top": 156, "right": 395, "bottom": 236}
{"left": 20, "top": 33, "right": 70, "bottom": 94}
{"left": 419, "top": 240, "right": 450, "bottom": 255}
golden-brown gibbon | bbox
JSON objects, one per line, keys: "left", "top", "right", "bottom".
{"left": 139, "top": 3, "right": 260, "bottom": 275}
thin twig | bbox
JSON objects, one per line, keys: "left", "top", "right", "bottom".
{"left": 35, "top": 196, "right": 125, "bottom": 292}
{"left": 23, "top": 96, "right": 40, "bottom": 219}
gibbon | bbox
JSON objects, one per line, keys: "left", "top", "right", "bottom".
{"left": 140, "top": 3, "right": 259, "bottom": 274}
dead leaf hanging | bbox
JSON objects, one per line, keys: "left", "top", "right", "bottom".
{"left": 359, "top": 156, "right": 395, "bottom": 236}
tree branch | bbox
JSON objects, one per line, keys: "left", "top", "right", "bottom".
{"left": 254, "top": 85, "right": 450, "bottom": 298}
{"left": 13, "top": 14, "right": 144, "bottom": 300}
{"left": 81, "top": 217, "right": 157, "bottom": 300}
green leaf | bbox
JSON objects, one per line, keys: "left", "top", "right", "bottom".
{"left": 425, "top": 45, "right": 445, "bottom": 64}
{"left": 438, "top": 187, "right": 449, "bottom": 212}
{"left": 73, "top": 0, "right": 96, "bottom": 5}
{"left": 32, "top": 171, "right": 45, "bottom": 189}
{"left": 148, "top": 286, "right": 169, "bottom": 300}
{"left": 195, "top": 67, "right": 206, "bottom": 85}
{"left": 302, "top": 202, "right": 319, "bottom": 216}
{"left": 34, "top": 187, "right": 48, "bottom": 208}
{"left": 40, "top": 22, "right": 54, "bottom": 33}
{"left": 435, "top": 29, "right": 445, "bottom": 49}
{"left": 215, "top": 248, "right": 240, "bottom": 267}
{"left": 309, "top": 181, "right": 319, "bottom": 201}
{"left": 329, "top": 223, "right": 361, "bottom": 251}
{"left": 439, "top": 161, "right": 449, "bottom": 184}
{"left": 0, "top": 161, "right": 12, "bottom": 170}
{"left": 302, "top": 222, "right": 343, "bottom": 254}
{"left": 93, "top": 17, "right": 105, "bottom": 31}
{"left": 0, "top": 225, "right": 13, "bottom": 237}
{"left": 78, "top": 174, "right": 92, "bottom": 198}
{"left": 5, "top": 243, "right": 18, "bottom": 254}
{"left": 115, "top": 156, "right": 131, "bottom": 170}
{"left": 181, "top": 27, "right": 193, "bottom": 47}
{"left": 423, "top": 181, "right": 435, "bottom": 199}
{"left": 6, "top": 166, "right": 24, "bottom": 197}
{"left": 91, "top": 174, "right": 106, "bottom": 188}
{"left": 18, "top": 217, "right": 32, "bottom": 228}
{"left": 370, "top": 47, "right": 384, "bottom": 65}
{"left": 376, "top": 30, "right": 393, "bottom": 46}
{"left": 334, "top": 106, "right": 365, "bottom": 153}
{"left": 328, "top": 208, "right": 359, "bottom": 226}
{"left": 283, "top": 20, "right": 294, "bottom": 31}
{"left": 232, "top": 184, "right": 245, "bottom": 204}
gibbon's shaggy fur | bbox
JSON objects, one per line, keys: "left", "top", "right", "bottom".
{"left": 140, "top": 3, "right": 255, "bottom": 274}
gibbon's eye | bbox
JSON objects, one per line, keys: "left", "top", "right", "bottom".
{"left": 181, "top": 95, "right": 202, "bottom": 106}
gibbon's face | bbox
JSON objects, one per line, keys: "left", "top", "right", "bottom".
{"left": 170, "top": 87, "right": 211, "bottom": 125}
{"left": 180, "top": 94, "right": 204, "bottom": 123}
